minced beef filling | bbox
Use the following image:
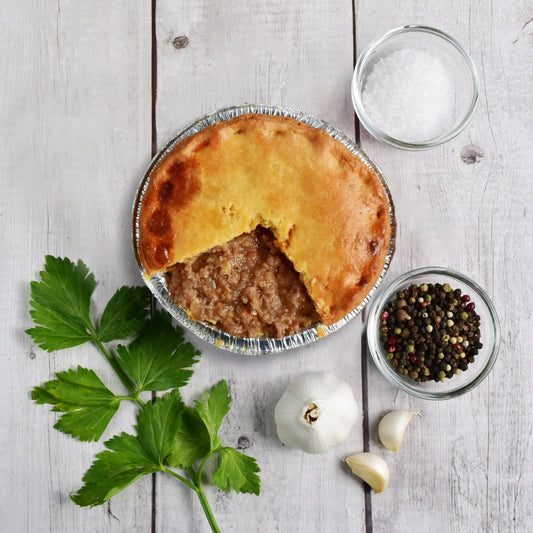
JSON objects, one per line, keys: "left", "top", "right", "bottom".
{"left": 165, "top": 226, "right": 320, "bottom": 338}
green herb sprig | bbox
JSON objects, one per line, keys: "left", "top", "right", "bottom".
{"left": 26, "top": 256, "right": 260, "bottom": 533}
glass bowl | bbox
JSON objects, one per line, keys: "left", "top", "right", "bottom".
{"left": 366, "top": 267, "right": 500, "bottom": 400}
{"left": 351, "top": 25, "right": 479, "bottom": 150}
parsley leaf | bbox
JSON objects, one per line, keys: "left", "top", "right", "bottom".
{"left": 31, "top": 366, "right": 120, "bottom": 442}
{"left": 192, "top": 381, "right": 261, "bottom": 496}
{"left": 195, "top": 380, "right": 231, "bottom": 450}
{"left": 70, "top": 432, "right": 160, "bottom": 507}
{"left": 98, "top": 285, "right": 150, "bottom": 342}
{"left": 166, "top": 406, "right": 210, "bottom": 469}
{"left": 26, "top": 256, "right": 96, "bottom": 351}
{"left": 71, "top": 390, "right": 184, "bottom": 506}
{"left": 116, "top": 311, "right": 200, "bottom": 392}
{"left": 212, "top": 447, "right": 261, "bottom": 495}
{"left": 136, "top": 389, "right": 184, "bottom": 465}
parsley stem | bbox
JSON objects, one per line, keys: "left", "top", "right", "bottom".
{"left": 197, "top": 450, "right": 214, "bottom": 481}
{"left": 116, "top": 396, "right": 141, "bottom": 403}
{"left": 163, "top": 465, "right": 221, "bottom": 532}
{"left": 92, "top": 338, "right": 139, "bottom": 398}
{"left": 162, "top": 467, "right": 197, "bottom": 491}
{"left": 187, "top": 467, "right": 222, "bottom": 533}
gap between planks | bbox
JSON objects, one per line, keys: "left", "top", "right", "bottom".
{"left": 352, "top": 0, "right": 372, "bottom": 531}
{"left": 151, "top": 2, "right": 158, "bottom": 533}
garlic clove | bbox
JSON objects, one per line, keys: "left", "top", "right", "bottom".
{"left": 344, "top": 452, "right": 389, "bottom": 494}
{"left": 378, "top": 410, "right": 420, "bottom": 452}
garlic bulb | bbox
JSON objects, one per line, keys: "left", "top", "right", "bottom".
{"left": 378, "top": 410, "right": 419, "bottom": 451}
{"left": 344, "top": 452, "right": 389, "bottom": 493}
{"left": 274, "top": 371, "right": 359, "bottom": 454}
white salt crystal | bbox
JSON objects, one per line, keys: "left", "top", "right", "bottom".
{"left": 361, "top": 48, "right": 455, "bottom": 143}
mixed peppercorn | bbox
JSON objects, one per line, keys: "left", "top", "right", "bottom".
{"left": 379, "top": 282, "right": 482, "bottom": 383}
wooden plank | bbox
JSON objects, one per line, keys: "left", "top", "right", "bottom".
{"left": 355, "top": 1, "right": 533, "bottom": 532}
{"left": 153, "top": 1, "right": 367, "bottom": 531}
{"left": 0, "top": 2, "right": 153, "bottom": 531}
{"left": 3, "top": 1, "right": 531, "bottom": 532}
{"left": 155, "top": 0, "right": 356, "bottom": 142}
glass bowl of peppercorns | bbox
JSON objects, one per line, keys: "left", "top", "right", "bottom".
{"left": 366, "top": 267, "right": 500, "bottom": 400}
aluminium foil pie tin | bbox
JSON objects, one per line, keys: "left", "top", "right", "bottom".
{"left": 132, "top": 104, "right": 396, "bottom": 355}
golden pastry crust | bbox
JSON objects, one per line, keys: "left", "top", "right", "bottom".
{"left": 137, "top": 113, "right": 393, "bottom": 326}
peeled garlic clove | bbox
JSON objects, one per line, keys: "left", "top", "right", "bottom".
{"left": 378, "top": 410, "right": 419, "bottom": 452}
{"left": 345, "top": 452, "right": 389, "bottom": 493}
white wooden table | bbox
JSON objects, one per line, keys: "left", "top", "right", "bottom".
{"left": 2, "top": 1, "right": 532, "bottom": 532}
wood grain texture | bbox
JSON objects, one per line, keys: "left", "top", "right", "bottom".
{"left": 0, "top": 1, "right": 153, "bottom": 531}
{"left": 1, "top": 0, "right": 532, "bottom": 532}
{"left": 153, "top": 1, "right": 366, "bottom": 532}
{"left": 355, "top": 1, "right": 533, "bottom": 532}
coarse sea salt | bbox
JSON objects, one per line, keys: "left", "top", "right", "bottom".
{"left": 362, "top": 48, "right": 455, "bottom": 143}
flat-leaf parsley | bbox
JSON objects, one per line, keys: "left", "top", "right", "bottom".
{"left": 27, "top": 256, "right": 260, "bottom": 533}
